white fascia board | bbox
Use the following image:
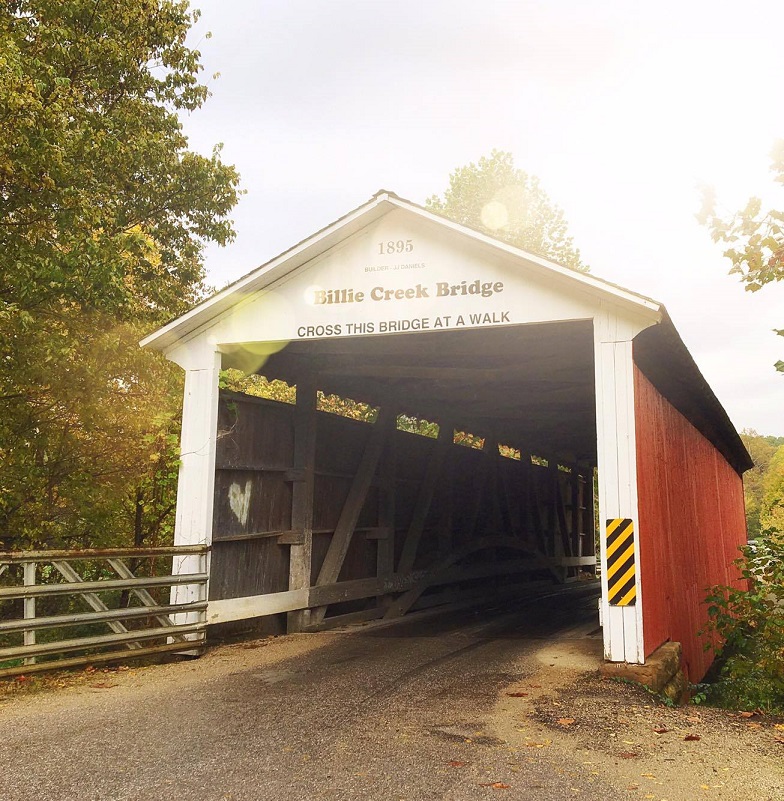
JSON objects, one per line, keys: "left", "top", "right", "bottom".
{"left": 141, "top": 190, "right": 662, "bottom": 353}
{"left": 139, "top": 194, "right": 394, "bottom": 352}
{"left": 383, "top": 196, "right": 663, "bottom": 321}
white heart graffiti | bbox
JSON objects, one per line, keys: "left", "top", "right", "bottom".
{"left": 228, "top": 479, "right": 252, "bottom": 526}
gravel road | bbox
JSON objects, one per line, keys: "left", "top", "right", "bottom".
{"left": 1, "top": 586, "right": 781, "bottom": 801}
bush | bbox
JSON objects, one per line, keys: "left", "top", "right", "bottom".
{"left": 701, "top": 528, "right": 784, "bottom": 713}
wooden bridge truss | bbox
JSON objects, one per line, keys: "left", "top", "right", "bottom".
{"left": 206, "top": 384, "right": 597, "bottom": 634}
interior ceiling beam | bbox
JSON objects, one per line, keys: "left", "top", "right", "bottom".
{"left": 238, "top": 321, "right": 599, "bottom": 465}
{"left": 318, "top": 364, "right": 590, "bottom": 385}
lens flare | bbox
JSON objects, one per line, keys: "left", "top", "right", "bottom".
{"left": 480, "top": 200, "right": 509, "bottom": 230}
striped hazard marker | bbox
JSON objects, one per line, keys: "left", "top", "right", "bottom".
{"left": 606, "top": 518, "right": 637, "bottom": 606}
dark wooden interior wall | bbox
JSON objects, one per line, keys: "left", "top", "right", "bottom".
{"left": 211, "top": 390, "right": 595, "bottom": 613}
{"left": 211, "top": 394, "right": 295, "bottom": 599}
{"left": 634, "top": 365, "right": 747, "bottom": 682}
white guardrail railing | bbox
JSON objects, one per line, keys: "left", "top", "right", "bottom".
{"left": 0, "top": 546, "right": 208, "bottom": 678}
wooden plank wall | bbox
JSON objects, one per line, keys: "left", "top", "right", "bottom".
{"left": 211, "top": 390, "right": 596, "bottom": 625}
{"left": 634, "top": 365, "right": 747, "bottom": 682}
{"left": 211, "top": 395, "right": 295, "bottom": 600}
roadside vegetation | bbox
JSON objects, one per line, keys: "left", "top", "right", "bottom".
{"left": 699, "top": 528, "right": 784, "bottom": 714}
{"left": 697, "top": 141, "right": 784, "bottom": 713}
{"left": 694, "top": 438, "right": 783, "bottom": 714}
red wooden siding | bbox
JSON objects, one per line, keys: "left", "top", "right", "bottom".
{"left": 634, "top": 365, "right": 747, "bottom": 682}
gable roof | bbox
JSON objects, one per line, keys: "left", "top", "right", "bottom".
{"left": 140, "top": 189, "right": 662, "bottom": 352}
{"left": 140, "top": 189, "right": 751, "bottom": 475}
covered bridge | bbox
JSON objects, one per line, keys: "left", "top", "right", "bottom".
{"left": 142, "top": 191, "right": 752, "bottom": 681}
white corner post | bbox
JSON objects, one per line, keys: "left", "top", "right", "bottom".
{"left": 594, "top": 309, "right": 645, "bottom": 664}
{"left": 170, "top": 350, "right": 222, "bottom": 632}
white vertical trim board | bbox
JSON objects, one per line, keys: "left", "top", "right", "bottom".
{"left": 594, "top": 308, "right": 646, "bottom": 664}
{"left": 170, "top": 351, "right": 221, "bottom": 632}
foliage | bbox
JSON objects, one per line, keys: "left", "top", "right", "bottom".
{"left": 222, "top": 369, "right": 456, "bottom": 434}
{"left": 220, "top": 370, "right": 295, "bottom": 404}
{"left": 0, "top": 2, "right": 240, "bottom": 550}
{"left": 426, "top": 150, "right": 586, "bottom": 271}
{"left": 0, "top": 317, "right": 183, "bottom": 550}
{"left": 740, "top": 430, "right": 784, "bottom": 538}
{"left": 701, "top": 528, "right": 784, "bottom": 713}
{"left": 762, "top": 446, "right": 784, "bottom": 532}
{"left": 698, "top": 139, "right": 784, "bottom": 372}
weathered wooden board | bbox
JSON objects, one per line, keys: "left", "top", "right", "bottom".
{"left": 209, "top": 389, "right": 597, "bottom": 621}
{"left": 634, "top": 365, "right": 747, "bottom": 682}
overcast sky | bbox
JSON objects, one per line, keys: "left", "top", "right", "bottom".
{"left": 179, "top": 0, "right": 783, "bottom": 436}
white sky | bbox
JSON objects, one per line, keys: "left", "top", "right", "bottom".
{"left": 180, "top": 0, "right": 784, "bottom": 436}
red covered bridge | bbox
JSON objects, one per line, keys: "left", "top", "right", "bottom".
{"left": 142, "top": 190, "right": 751, "bottom": 681}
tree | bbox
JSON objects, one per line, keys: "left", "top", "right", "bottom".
{"left": 761, "top": 445, "right": 784, "bottom": 532}
{"left": 0, "top": 1, "right": 241, "bottom": 550}
{"left": 698, "top": 139, "right": 784, "bottom": 372}
{"left": 739, "top": 430, "right": 784, "bottom": 538}
{"left": 426, "top": 150, "right": 586, "bottom": 271}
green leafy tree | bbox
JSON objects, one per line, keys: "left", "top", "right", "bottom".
{"left": 740, "top": 430, "right": 779, "bottom": 539}
{"left": 761, "top": 445, "right": 784, "bottom": 532}
{"left": 699, "top": 139, "right": 784, "bottom": 372}
{"left": 0, "top": 1, "right": 241, "bottom": 550}
{"left": 697, "top": 143, "right": 784, "bottom": 711}
{"left": 426, "top": 150, "right": 586, "bottom": 271}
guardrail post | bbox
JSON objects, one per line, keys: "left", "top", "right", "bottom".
{"left": 23, "top": 562, "right": 36, "bottom": 665}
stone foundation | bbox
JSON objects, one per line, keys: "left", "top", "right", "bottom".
{"left": 598, "top": 641, "right": 689, "bottom": 704}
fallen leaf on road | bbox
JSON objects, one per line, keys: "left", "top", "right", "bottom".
{"left": 739, "top": 711, "right": 757, "bottom": 718}
{"left": 449, "top": 761, "right": 466, "bottom": 767}
{"left": 479, "top": 782, "right": 511, "bottom": 789}
{"left": 686, "top": 715, "right": 701, "bottom": 724}
{"left": 652, "top": 727, "right": 671, "bottom": 734}
{"left": 684, "top": 734, "right": 701, "bottom": 741}
{"left": 773, "top": 724, "right": 784, "bottom": 731}
{"left": 557, "top": 718, "right": 575, "bottom": 726}
{"left": 89, "top": 682, "right": 117, "bottom": 689}
{"left": 620, "top": 752, "right": 639, "bottom": 759}
{"left": 640, "top": 773, "right": 656, "bottom": 779}
{"left": 773, "top": 736, "right": 784, "bottom": 745}
{"left": 506, "top": 692, "right": 528, "bottom": 697}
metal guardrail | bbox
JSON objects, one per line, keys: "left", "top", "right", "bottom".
{"left": 0, "top": 546, "right": 208, "bottom": 678}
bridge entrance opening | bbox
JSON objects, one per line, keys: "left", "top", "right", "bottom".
{"left": 208, "top": 320, "right": 599, "bottom": 634}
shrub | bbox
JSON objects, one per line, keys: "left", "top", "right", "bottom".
{"left": 701, "top": 528, "right": 784, "bottom": 713}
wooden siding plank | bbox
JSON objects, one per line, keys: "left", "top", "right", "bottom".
{"left": 207, "top": 589, "right": 310, "bottom": 623}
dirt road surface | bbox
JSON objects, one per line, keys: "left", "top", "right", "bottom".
{"left": 0, "top": 587, "right": 782, "bottom": 800}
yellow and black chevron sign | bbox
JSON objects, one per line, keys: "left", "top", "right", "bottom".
{"left": 606, "top": 518, "right": 637, "bottom": 606}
